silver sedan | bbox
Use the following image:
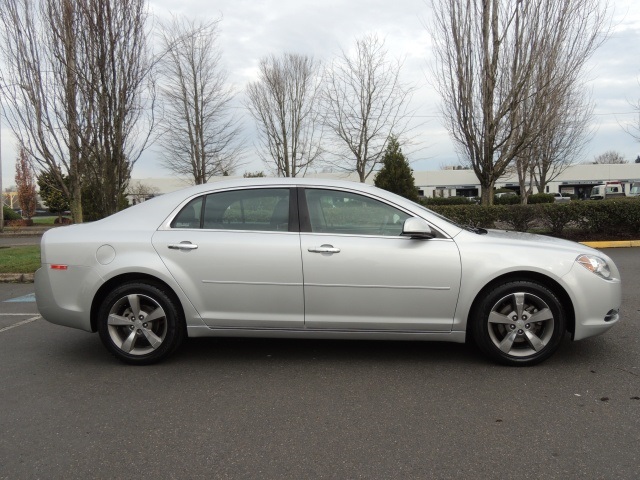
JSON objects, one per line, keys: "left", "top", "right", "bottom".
{"left": 35, "top": 178, "right": 621, "bottom": 365}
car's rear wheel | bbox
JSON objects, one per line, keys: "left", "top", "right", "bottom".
{"left": 97, "top": 282, "right": 185, "bottom": 365}
{"left": 471, "top": 280, "right": 566, "bottom": 366}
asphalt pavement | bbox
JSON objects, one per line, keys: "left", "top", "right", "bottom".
{"left": 0, "top": 248, "right": 638, "bottom": 479}
{"left": 0, "top": 235, "right": 41, "bottom": 247}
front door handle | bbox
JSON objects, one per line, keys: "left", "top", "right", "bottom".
{"left": 168, "top": 242, "right": 198, "bottom": 251}
{"left": 308, "top": 245, "right": 340, "bottom": 254}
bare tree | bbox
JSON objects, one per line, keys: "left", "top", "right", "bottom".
{"left": 626, "top": 92, "right": 640, "bottom": 144}
{"left": 0, "top": 0, "right": 84, "bottom": 221}
{"left": 532, "top": 87, "right": 593, "bottom": 193}
{"left": 127, "top": 180, "right": 159, "bottom": 205}
{"left": 158, "top": 16, "right": 244, "bottom": 184}
{"left": 323, "top": 34, "right": 415, "bottom": 182}
{"left": 429, "top": 0, "right": 609, "bottom": 205}
{"left": 0, "top": 0, "right": 154, "bottom": 222}
{"left": 591, "top": 150, "right": 627, "bottom": 164}
{"left": 515, "top": 84, "right": 593, "bottom": 203}
{"left": 246, "top": 53, "right": 323, "bottom": 177}
{"left": 77, "top": 0, "right": 156, "bottom": 219}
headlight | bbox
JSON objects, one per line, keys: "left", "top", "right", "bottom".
{"left": 576, "top": 254, "right": 611, "bottom": 280}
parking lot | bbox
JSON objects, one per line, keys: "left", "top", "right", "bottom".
{"left": 1, "top": 248, "right": 638, "bottom": 479}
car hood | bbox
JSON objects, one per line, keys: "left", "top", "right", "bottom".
{"left": 469, "top": 228, "right": 601, "bottom": 255}
{"left": 451, "top": 228, "right": 620, "bottom": 285}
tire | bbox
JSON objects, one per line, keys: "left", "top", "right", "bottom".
{"left": 470, "top": 280, "right": 566, "bottom": 366}
{"left": 97, "top": 282, "right": 185, "bottom": 365}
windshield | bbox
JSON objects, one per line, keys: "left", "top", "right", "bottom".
{"left": 412, "top": 202, "right": 487, "bottom": 234}
{"left": 413, "top": 202, "right": 461, "bottom": 227}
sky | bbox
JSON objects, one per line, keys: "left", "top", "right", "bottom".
{"left": 2, "top": 0, "right": 640, "bottom": 188}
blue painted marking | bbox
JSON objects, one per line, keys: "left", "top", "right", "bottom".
{"left": 5, "top": 293, "right": 36, "bottom": 303}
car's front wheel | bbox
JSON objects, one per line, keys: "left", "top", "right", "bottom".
{"left": 471, "top": 280, "right": 566, "bottom": 366}
{"left": 97, "top": 282, "right": 185, "bottom": 365}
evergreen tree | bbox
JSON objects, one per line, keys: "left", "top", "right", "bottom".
{"left": 38, "top": 169, "right": 70, "bottom": 221}
{"left": 374, "top": 136, "right": 419, "bottom": 202}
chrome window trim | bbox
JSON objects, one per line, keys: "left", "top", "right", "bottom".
{"left": 157, "top": 183, "right": 450, "bottom": 239}
{"left": 158, "top": 185, "right": 296, "bottom": 233}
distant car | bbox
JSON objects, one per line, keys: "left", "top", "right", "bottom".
{"left": 35, "top": 178, "right": 622, "bottom": 366}
{"left": 495, "top": 191, "right": 517, "bottom": 198}
{"left": 553, "top": 193, "right": 571, "bottom": 203}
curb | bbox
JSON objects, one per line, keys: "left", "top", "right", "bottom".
{"left": 0, "top": 227, "right": 52, "bottom": 237}
{"left": 580, "top": 240, "right": 640, "bottom": 248}
{"left": 0, "top": 273, "right": 35, "bottom": 283}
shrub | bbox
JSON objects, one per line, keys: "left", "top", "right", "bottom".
{"left": 575, "top": 198, "right": 640, "bottom": 237}
{"left": 527, "top": 193, "right": 555, "bottom": 204}
{"left": 430, "top": 205, "right": 498, "bottom": 228}
{"left": 494, "top": 194, "right": 520, "bottom": 205}
{"left": 3, "top": 206, "right": 21, "bottom": 221}
{"left": 495, "top": 205, "right": 537, "bottom": 232}
{"left": 536, "top": 203, "right": 578, "bottom": 237}
{"left": 572, "top": 201, "right": 616, "bottom": 236}
{"left": 421, "top": 196, "right": 474, "bottom": 206}
{"left": 429, "top": 199, "right": 640, "bottom": 240}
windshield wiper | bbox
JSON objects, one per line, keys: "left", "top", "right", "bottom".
{"left": 465, "top": 225, "right": 488, "bottom": 235}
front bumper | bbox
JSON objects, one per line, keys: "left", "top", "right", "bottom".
{"left": 562, "top": 261, "right": 622, "bottom": 341}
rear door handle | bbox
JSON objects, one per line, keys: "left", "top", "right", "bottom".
{"left": 168, "top": 242, "right": 198, "bottom": 250}
{"left": 308, "top": 245, "right": 340, "bottom": 254}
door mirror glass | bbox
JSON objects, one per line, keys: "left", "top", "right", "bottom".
{"left": 401, "top": 217, "right": 435, "bottom": 239}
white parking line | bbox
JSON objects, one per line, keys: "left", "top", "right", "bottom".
{"left": 0, "top": 315, "right": 41, "bottom": 333}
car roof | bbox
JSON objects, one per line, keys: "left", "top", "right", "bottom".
{"left": 88, "top": 178, "right": 377, "bottom": 229}
{"left": 78, "top": 177, "right": 462, "bottom": 238}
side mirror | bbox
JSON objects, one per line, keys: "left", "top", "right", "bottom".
{"left": 401, "top": 217, "right": 435, "bottom": 239}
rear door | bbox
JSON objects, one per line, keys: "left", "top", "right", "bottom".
{"left": 153, "top": 187, "right": 304, "bottom": 329}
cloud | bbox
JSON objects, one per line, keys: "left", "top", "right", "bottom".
{"left": 2, "top": 0, "right": 640, "bottom": 184}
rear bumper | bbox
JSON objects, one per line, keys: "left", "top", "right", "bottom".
{"left": 35, "top": 266, "right": 102, "bottom": 332}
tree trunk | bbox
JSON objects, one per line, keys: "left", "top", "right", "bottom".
{"left": 480, "top": 181, "right": 495, "bottom": 206}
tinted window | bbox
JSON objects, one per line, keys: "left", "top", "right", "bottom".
{"left": 304, "top": 189, "right": 410, "bottom": 236}
{"left": 203, "top": 189, "right": 290, "bottom": 231}
{"left": 171, "top": 197, "right": 203, "bottom": 229}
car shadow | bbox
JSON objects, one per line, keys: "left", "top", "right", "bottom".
{"left": 174, "top": 336, "right": 481, "bottom": 366}
{"left": 46, "top": 329, "right": 613, "bottom": 371}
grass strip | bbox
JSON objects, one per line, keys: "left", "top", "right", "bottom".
{"left": 31, "top": 216, "right": 57, "bottom": 225}
{"left": 0, "top": 246, "right": 41, "bottom": 274}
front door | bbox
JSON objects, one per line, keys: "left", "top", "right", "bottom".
{"left": 300, "top": 188, "right": 461, "bottom": 331}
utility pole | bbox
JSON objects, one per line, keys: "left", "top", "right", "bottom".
{"left": 0, "top": 95, "right": 4, "bottom": 233}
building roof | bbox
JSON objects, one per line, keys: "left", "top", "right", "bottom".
{"left": 131, "top": 163, "right": 640, "bottom": 194}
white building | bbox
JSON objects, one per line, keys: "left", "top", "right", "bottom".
{"left": 412, "top": 164, "right": 640, "bottom": 199}
{"left": 131, "top": 163, "right": 640, "bottom": 200}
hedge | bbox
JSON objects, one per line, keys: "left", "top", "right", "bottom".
{"left": 428, "top": 198, "right": 640, "bottom": 240}
{"left": 421, "top": 196, "right": 474, "bottom": 206}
